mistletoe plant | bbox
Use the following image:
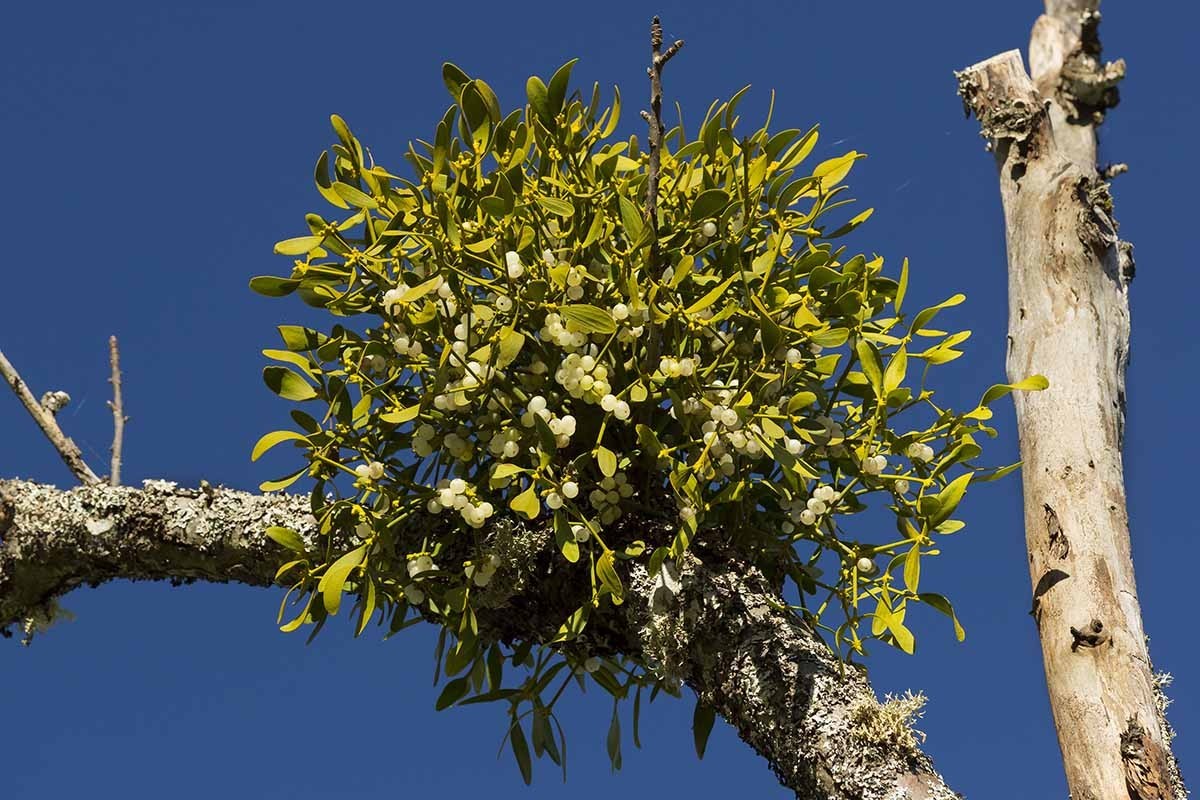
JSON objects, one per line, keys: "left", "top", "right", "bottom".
{"left": 250, "top": 33, "right": 1043, "bottom": 780}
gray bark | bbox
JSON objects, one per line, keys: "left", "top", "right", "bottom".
{"left": 0, "top": 478, "right": 956, "bottom": 799}
{"left": 958, "top": 3, "right": 1184, "bottom": 799}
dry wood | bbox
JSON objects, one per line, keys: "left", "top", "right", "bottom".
{"left": 0, "top": 349, "right": 101, "bottom": 486}
{"left": 107, "top": 336, "right": 125, "bottom": 486}
{"left": 958, "top": 3, "right": 1184, "bottom": 798}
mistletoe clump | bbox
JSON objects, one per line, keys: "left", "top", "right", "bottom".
{"left": 250, "top": 56, "right": 1043, "bottom": 777}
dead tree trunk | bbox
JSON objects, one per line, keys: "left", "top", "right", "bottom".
{"left": 958, "top": 3, "right": 1185, "bottom": 799}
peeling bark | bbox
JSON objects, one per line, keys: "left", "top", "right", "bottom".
{"left": 958, "top": 3, "right": 1185, "bottom": 798}
{"left": 0, "top": 479, "right": 957, "bottom": 799}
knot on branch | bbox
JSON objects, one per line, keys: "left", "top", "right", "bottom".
{"left": 955, "top": 53, "right": 1046, "bottom": 181}
{"left": 1120, "top": 715, "right": 1175, "bottom": 800}
{"left": 39, "top": 390, "right": 71, "bottom": 415}
{"left": 1069, "top": 618, "right": 1110, "bottom": 651}
{"left": 1075, "top": 175, "right": 1120, "bottom": 254}
{"left": 1054, "top": 9, "right": 1124, "bottom": 123}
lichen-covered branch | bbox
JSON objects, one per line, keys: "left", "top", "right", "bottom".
{"left": 625, "top": 554, "right": 957, "bottom": 800}
{"left": 0, "top": 479, "right": 956, "bottom": 799}
{"left": 957, "top": 4, "right": 1185, "bottom": 798}
{"left": 0, "top": 479, "right": 313, "bottom": 634}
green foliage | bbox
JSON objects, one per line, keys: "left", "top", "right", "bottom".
{"left": 251, "top": 58, "right": 1043, "bottom": 781}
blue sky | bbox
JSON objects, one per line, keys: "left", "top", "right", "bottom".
{"left": 1, "top": 2, "right": 1196, "bottom": 797}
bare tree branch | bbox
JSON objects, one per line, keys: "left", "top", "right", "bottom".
{"left": 642, "top": 15, "right": 683, "bottom": 267}
{"left": 107, "top": 336, "right": 125, "bottom": 486}
{"left": 0, "top": 478, "right": 958, "bottom": 799}
{"left": 957, "top": 3, "right": 1184, "bottom": 797}
{"left": 0, "top": 350, "right": 101, "bottom": 486}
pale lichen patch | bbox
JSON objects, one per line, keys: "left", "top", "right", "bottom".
{"left": 848, "top": 690, "right": 929, "bottom": 758}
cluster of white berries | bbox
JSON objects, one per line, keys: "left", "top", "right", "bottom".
{"left": 504, "top": 250, "right": 525, "bottom": 279}
{"left": 906, "top": 442, "right": 935, "bottom": 462}
{"left": 437, "top": 428, "right": 474, "bottom": 461}
{"left": 781, "top": 483, "right": 841, "bottom": 533}
{"left": 465, "top": 554, "right": 501, "bottom": 587}
{"left": 433, "top": 359, "right": 494, "bottom": 411}
{"left": 354, "top": 461, "right": 385, "bottom": 482}
{"left": 707, "top": 403, "right": 741, "bottom": 429}
{"left": 598, "top": 393, "right": 632, "bottom": 420}
{"left": 403, "top": 554, "right": 438, "bottom": 605}
{"left": 564, "top": 264, "right": 587, "bottom": 300}
{"left": 519, "top": 395, "right": 578, "bottom": 447}
{"left": 540, "top": 312, "right": 590, "bottom": 350}
{"left": 486, "top": 426, "right": 523, "bottom": 459}
{"left": 862, "top": 453, "right": 888, "bottom": 476}
{"left": 426, "top": 477, "right": 496, "bottom": 528}
{"left": 435, "top": 279, "right": 459, "bottom": 316}
{"left": 700, "top": 417, "right": 768, "bottom": 463}
{"left": 391, "top": 323, "right": 425, "bottom": 359}
{"left": 494, "top": 293, "right": 514, "bottom": 313}
{"left": 588, "top": 472, "right": 633, "bottom": 525}
{"left": 382, "top": 286, "right": 407, "bottom": 315}
{"left": 659, "top": 355, "right": 698, "bottom": 379}
{"left": 408, "top": 553, "right": 436, "bottom": 577}
{"left": 411, "top": 424, "right": 437, "bottom": 457}
{"left": 555, "top": 352, "right": 612, "bottom": 403}
{"left": 544, "top": 479, "right": 580, "bottom": 510}
{"left": 613, "top": 303, "right": 649, "bottom": 343}
{"left": 815, "top": 415, "right": 845, "bottom": 442}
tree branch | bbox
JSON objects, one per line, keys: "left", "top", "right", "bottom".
{"left": 0, "top": 350, "right": 101, "bottom": 486}
{"left": 107, "top": 336, "right": 125, "bottom": 486}
{"left": 0, "top": 478, "right": 958, "bottom": 799}
{"left": 642, "top": 15, "right": 683, "bottom": 268}
{"left": 958, "top": 5, "right": 1184, "bottom": 798}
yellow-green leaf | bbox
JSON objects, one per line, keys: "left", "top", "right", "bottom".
{"left": 979, "top": 374, "right": 1050, "bottom": 406}
{"left": 903, "top": 545, "right": 921, "bottom": 593}
{"left": 596, "top": 550, "right": 624, "bottom": 602}
{"left": 510, "top": 485, "right": 540, "bottom": 519}
{"left": 685, "top": 275, "right": 737, "bottom": 316}
{"left": 536, "top": 196, "right": 574, "bottom": 217}
{"left": 274, "top": 235, "right": 324, "bottom": 256}
{"left": 560, "top": 304, "right": 616, "bottom": 334}
{"left": 251, "top": 429, "right": 307, "bottom": 461}
{"left": 496, "top": 329, "right": 526, "bottom": 367}
{"left": 884, "top": 347, "right": 908, "bottom": 394}
{"left": 381, "top": 404, "right": 421, "bottom": 424}
{"left": 263, "top": 367, "right": 318, "bottom": 402}
{"left": 930, "top": 473, "right": 972, "bottom": 526}
{"left": 319, "top": 544, "right": 366, "bottom": 615}
{"left": 596, "top": 445, "right": 617, "bottom": 477}
{"left": 919, "top": 592, "right": 966, "bottom": 642}
{"left": 854, "top": 338, "right": 883, "bottom": 392}
{"left": 265, "top": 526, "right": 306, "bottom": 553}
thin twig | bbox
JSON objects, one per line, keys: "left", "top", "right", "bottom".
{"left": 638, "top": 16, "right": 684, "bottom": 431}
{"left": 0, "top": 348, "right": 102, "bottom": 485}
{"left": 107, "top": 335, "right": 125, "bottom": 486}
{"left": 642, "top": 15, "right": 685, "bottom": 269}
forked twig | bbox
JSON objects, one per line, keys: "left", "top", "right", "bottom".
{"left": 0, "top": 348, "right": 101, "bottom": 485}
{"left": 640, "top": 15, "right": 684, "bottom": 268}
